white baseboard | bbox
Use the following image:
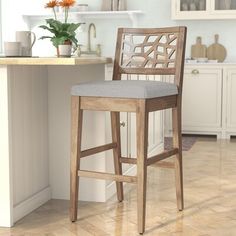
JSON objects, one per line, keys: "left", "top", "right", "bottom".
{"left": 106, "top": 142, "right": 164, "bottom": 201}
{"left": 13, "top": 186, "right": 51, "bottom": 223}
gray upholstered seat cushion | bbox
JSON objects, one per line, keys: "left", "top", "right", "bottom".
{"left": 71, "top": 80, "right": 178, "bottom": 99}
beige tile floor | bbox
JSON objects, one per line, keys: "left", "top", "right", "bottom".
{"left": 1, "top": 138, "right": 236, "bottom": 236}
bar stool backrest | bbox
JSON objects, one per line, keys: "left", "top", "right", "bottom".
{"left": 112, "top": 27, "right": 187, "bottom": 94}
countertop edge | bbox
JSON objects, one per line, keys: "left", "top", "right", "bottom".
{"left": 0, "top": 57, "right": 113, "bottom": 66}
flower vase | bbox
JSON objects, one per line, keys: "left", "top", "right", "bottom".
{"left": 101, "top": 0, "right": 112, "bottom": 11}
{"left": 57, "top": 40, "right": 72, "bottom": 57}
{"left": 224, "top": 0, "right": 232, "bottom": 10}
{"left": 118, "top": 0, "right": 127, "bottom": 10}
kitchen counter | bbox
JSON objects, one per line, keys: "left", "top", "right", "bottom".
{"left": 0, "top": 56, "right": 112, "bottom": 65}
{"left": 0, "top": 57, "right": 114, "bottom": 227}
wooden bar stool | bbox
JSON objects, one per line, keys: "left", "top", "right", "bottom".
{"left": 70, "top": 27, "right": 187, "bottom": 234}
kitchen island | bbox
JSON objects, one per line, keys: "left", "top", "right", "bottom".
{"left": 0, "top": 57, "right": 114, "bottom": 227}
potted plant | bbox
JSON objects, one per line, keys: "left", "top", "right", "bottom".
{"left": 39, "top": 0, "right": 82, "bottom": 57}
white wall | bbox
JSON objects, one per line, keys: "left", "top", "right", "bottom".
{"left": 2, "top": 0, "right": 236, "bottom": 61}
{"left": 1, "top": 0, "right": 29, "bottom": 41}
{"left": 88, "top": 0, "right": 236, "bottom": 61}
{"left": 79, "top": 0, "right": 236, "bottom": 61}
{"left": 137, "top": 0, "right": 236, "bottom": 62}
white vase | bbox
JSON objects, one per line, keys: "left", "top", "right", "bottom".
{"left": 199, "top": 0, "right": 205, "bottom": 10}
{"left": 58, "top": 44, "right": 72, "bottom": 57}
{"left": 112, "top": 0, "right": 118, "bottom": 11}
{"left": 118, "top": 0, "right": 127, "bottom": 10}
{"left": 224, "top": 0, "right": 231, "bottom": 10}
{"left": 101, "top": 0, "right": 112, "bottom": 11}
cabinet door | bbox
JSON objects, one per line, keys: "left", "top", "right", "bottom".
{"left": 172, "top": 0, "right": 236, "bottom": 19}
{"left": 213, "top": 0, "right": 236, "bottom": 10}
{"left": 226, "top": 69, "right": 236, "bottom": 130}
{"left": 172, "top": 0, "right": 210, "bottom": 20}
{"left": 212, "top": 0, "right": 236, "bottom": 18}
{"left": 182, "top": 67, "right": 222, "bottom": 131}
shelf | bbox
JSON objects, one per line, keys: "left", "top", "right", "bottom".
{"left": 23, "top": 10, "right": 143, "bottom": 26}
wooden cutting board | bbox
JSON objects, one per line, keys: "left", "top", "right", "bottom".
{"left": 191, "top": 37, "right": 207, "bottom": 59}
{"left": 207, "top": 34, "right": 227, "bottom": 62}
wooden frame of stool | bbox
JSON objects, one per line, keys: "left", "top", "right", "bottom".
{"left": 70, "top": 27, "right": 187, "bottom": 234}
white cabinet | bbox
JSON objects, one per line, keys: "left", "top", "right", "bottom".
{"left": 182, "top": 67, "right": 222, "bottom": 137}
{"left": 172, "top": 0, "right": 210, "bottom": 20}
{"left": 164, "top": 64, "right": 236, "bottom": 139}
{"left": 226, "top": 69, "right": 236, "bottom": 137}
{"left": 172, "top": 0, "right": 236, "bottom": 20}
{"left": 0, "top": 62, "right": 115, "bottom": 226}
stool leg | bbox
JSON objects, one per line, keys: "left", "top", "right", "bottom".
{"left": 172, "top": 104, "right": 184, "bottom": 211}
{"left": 136, "top": 100, "right": 148, "bottom": 234}
{"left": 111, "top": 112, "right": 124, "bottom": 202}
{"left": 70, "top": 96, "right": 83, "bottom": 222}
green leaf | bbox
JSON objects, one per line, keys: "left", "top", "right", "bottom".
{"left": 69, "top": 37, "right": 78, "bottom": 47}
{"left": 39, "top": 25, "right": 58, "bottom": 35}
{"left": 61, "top": 23, "right": 71, "bottom": 31}
{"left": 51, "top": 36, "right": 68, "bottom": 47}
{"left": 67, "top": 23, "right": 81, "bottom": 33}
{"left": 46, "top": 19, "right": 62, "bottom": 32}
{"left": 39, "top": 18, "right": 82, "bottom": 48}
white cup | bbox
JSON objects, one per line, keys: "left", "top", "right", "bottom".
{"left": 16, "top": 31, "right": 36, "bottom": 57}
{"left": 4, "top": 42, "right": 22, "bottom": 57}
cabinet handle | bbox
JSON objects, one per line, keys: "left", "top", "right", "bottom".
{"left": 120, "top": 121, "right": 126, "bottom": 127}
{"left": 191, "top": 69, "right": 199, "bottom": 75}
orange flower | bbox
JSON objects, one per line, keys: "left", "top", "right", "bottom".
{"left": 45, "top": 0, "right": 59, "bottom": 8}
{"left": 59, "top": 0, "right": 76, "bottom": 8}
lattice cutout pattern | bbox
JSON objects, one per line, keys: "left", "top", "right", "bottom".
{"left": 121, "top": 33, "right": 178, "bottom": 69}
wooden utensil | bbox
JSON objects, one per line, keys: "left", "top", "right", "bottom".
{"left": 191, "top": 37, "right": 207, "bottom": 59}
{"left": 207, "top": 34, "right": 227, "bottom": 62}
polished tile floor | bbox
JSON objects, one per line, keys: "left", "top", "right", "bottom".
{"left": 1, "top": 137, "right": 236, "bottom": 236}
